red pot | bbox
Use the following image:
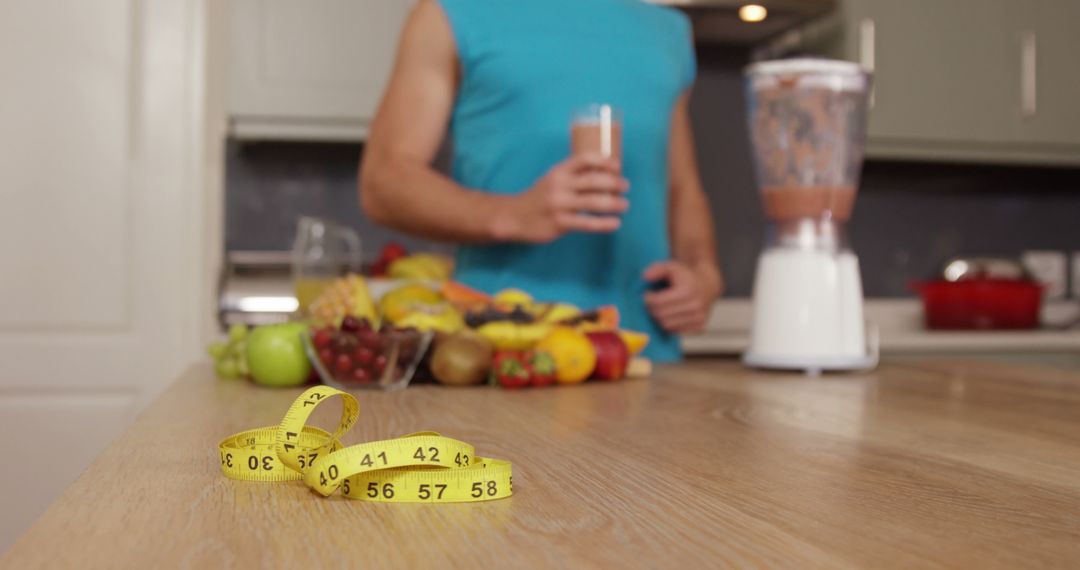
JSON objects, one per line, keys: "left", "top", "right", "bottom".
{"left": 912, "top": 279, "right": 1043, "bottom": 330}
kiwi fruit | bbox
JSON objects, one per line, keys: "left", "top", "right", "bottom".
{"left": 430, "top": 330, "right": 494, "bottom": 386}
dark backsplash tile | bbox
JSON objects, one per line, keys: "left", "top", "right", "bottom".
{"left": 224, "top": 141, "right": 454, "bottom": 259}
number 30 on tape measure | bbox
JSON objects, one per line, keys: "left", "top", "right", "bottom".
{"left": 217, "top": 386, "right": 512, "bottom": 503}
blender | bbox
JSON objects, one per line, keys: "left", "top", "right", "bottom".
{"left": 742, "top": 59, "right": 878, "bottom": 374}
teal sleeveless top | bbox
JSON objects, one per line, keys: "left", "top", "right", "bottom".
{"left": 437, "top": 0, "right": 696, "bottom": 362}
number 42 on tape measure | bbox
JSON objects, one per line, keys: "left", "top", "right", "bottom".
{"left": 217, "top": 386, "right": 513, "bottom": 503}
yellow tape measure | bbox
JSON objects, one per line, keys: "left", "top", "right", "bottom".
{"left": 218, "top": 385, "right": 512, "bottom": 503}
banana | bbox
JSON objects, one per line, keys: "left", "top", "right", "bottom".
{"left": 379, "top": 284, "right": 444, "bottom": 323}
{"left": 388, "top": 254, "right": 453, "bottom": 281}
{"left": 540, "top": 303, "right": 582, "bottom": 323}
{"left": 393, "top": 303, "right": 464, "bottom": 334}
{"left": 475, "top": 321, "right": 554, "bottom": 351}
{"left": 493, "top": 288, "right": 533, "bottom": 307}
{"left": 347, "top": 274, "right": 378, "bottom": 322}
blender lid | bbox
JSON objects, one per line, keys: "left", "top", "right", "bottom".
{"left": 746, "top": 58, "right": 869, "bottom": 91}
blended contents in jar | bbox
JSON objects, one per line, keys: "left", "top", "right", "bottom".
{"left": 571, "top": 121, "right": 623, "bottom": 160}
{"left": 761, "top": 186, "right": 856, "bottom": 221}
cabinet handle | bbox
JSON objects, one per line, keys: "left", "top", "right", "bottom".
{"left": 1020, "top": 30, "right": 1037, "bottom": 118}
{"left": 858, "top": 18, "right": 876, "bottom": 108}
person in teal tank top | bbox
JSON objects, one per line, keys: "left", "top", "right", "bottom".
{"left": 360, "top": 0, "right": 723, "bottom": 362}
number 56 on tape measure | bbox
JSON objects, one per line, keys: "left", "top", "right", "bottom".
{"left": 218, "top": 386, "right": 513, "bottom": 503}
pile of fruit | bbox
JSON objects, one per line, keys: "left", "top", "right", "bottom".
{"left": 209, "top": 274, "right": 651, "bottom": 391}
{"left": 431, "top": 323, "right": 646, "bottom": 389}
{"left": 309, "top": 315, "right": 424, "bottom": 386}
{"left": 413, "top": 283, "right": 650, "bottom": 389}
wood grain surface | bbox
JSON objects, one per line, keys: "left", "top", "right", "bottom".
{"left": 3, "top": 358, "right": 1079, "bottom": 569}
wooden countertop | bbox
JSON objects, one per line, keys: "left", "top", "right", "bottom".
{"left": 4, "top": 359, "right": 1080, "bottom": 568}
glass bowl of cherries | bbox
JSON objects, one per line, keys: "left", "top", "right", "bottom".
{"left": 302, "top": 316, "right": 433, "bottom": 391}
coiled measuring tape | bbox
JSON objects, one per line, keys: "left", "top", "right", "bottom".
{"left": 218, "top": 386, "right": 512, "bottom": 503}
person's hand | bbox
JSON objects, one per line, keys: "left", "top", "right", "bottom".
{"left": 643, "top": 260, "right": 716, "bottom": 334}
{"left": 493, "top": 154, "right": 629, "bottom": 243}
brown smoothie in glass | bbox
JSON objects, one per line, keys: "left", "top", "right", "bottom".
{"left": 761, "top": 186, "right": 857, "bottom": 221}
{"left": 571, "top": 121, "right": 623, "bottom": 160}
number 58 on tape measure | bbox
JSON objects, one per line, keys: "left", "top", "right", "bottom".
{"left": 217, "top": 386, "right": 513, "bottom": 503}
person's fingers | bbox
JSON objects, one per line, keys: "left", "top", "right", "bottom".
{"left": 568, "top": 171, "right": 629, "bottom": 194}
{"left": 566, "top": 192, "right": 629, "bottom": 215}
{"left": 644, "top": 275, "right": 695, "bottom": 306}
{"left": 555, "top": 212, "right": 622, "bottom": 233}
{"left": 565, "top": 153, "right": 621, "bottom": 174}
{"left": 650, "top": 300, "right": 705, "bottom": 324}
{"left": 642, "top": 261, "right": 676, "bottom": 282}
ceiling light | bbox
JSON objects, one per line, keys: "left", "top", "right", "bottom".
{"left": 739, "top": 4, "right": 768, "bottom": 23}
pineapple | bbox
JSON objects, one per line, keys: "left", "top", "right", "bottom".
{"left": 307, "top": 274, "right": 377, "bottom": 327}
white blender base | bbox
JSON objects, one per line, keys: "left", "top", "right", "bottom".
{"left": 743, "top": 324, "right": 880, "bottom": 375}
{"left": 744, "top": 248, "right": 878, "bottom": 375}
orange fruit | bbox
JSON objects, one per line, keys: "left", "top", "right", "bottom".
{"left": 535, "top": 327, "right": 596, "bottom": 384}
{"left": 617, "top": 330, "right": 650, "bottom": 355}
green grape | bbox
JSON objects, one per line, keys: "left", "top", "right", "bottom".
{"left": 237, "top": 354, "right": 250, "bottom": 377}
{"left": 228, "top": 324, "right": 248, "bottom": 342}
{"left": 207, "top": 342, "right": 228, "bottom": 361}
{"left": 215, "top": 358, "right": 240, "bottom": 379}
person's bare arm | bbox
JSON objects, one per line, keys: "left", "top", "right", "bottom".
{"left": 643, "top": 91, "right": 723, "bottom": 333}
{"left": 360, "top": 0, "right": 628, "bottom": 244}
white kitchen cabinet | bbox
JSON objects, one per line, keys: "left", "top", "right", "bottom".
{"left": 229, "top": 0, "right": 412, "bottom": 141}
{"left": 817, "top": 0, "right": 1080, "bottom": 166}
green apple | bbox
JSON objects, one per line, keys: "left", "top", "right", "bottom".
{"left": 246, "top": 322, "right": 312, "bottom": 388}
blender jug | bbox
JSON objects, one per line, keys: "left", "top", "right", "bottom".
{"left": 743, "top": 59, "right": 877, "bottom": 373}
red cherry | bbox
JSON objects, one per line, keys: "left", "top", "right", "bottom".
{"left": 335, "top": 354, "right": 353, "bottom": 374}
{"left": 354, "top": 346, "right": 374, "bottom": 366}
{"left": 318, "top": 348, "right": 334, "bottom": 365}
{"left": 372, "top": 354, "right": 388, "bottom": 374}
{"left": 313, "top": 328, "right": 333, "bottom": 349}
{"left": 340, "top": 316, "right": 361, "bottom": 333}
{"left": 357, "top": 329, "right": 379, "bottom": 349}
{"left": 352, "top": 368, "right": 370, "bottom": 383}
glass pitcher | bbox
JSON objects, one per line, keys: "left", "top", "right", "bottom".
{"left": 745, "top": 58, "right": 871, "bottom": 242}
{"left": 291, "top": 216, "right": 361, "bottom": 313}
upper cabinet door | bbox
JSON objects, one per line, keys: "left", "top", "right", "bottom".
{"left": 229, "top": 0, "right": 412, "bottom": 140}
{"left": 840, "top": 0, "right": 1016, "bottom": 147}
{"left": 1012, "top": 0, "right": 1080, "bottom": 148}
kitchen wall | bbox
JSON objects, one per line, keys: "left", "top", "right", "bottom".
{"left": 225, "top": 47, "right": 1080, "bottom": 297}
